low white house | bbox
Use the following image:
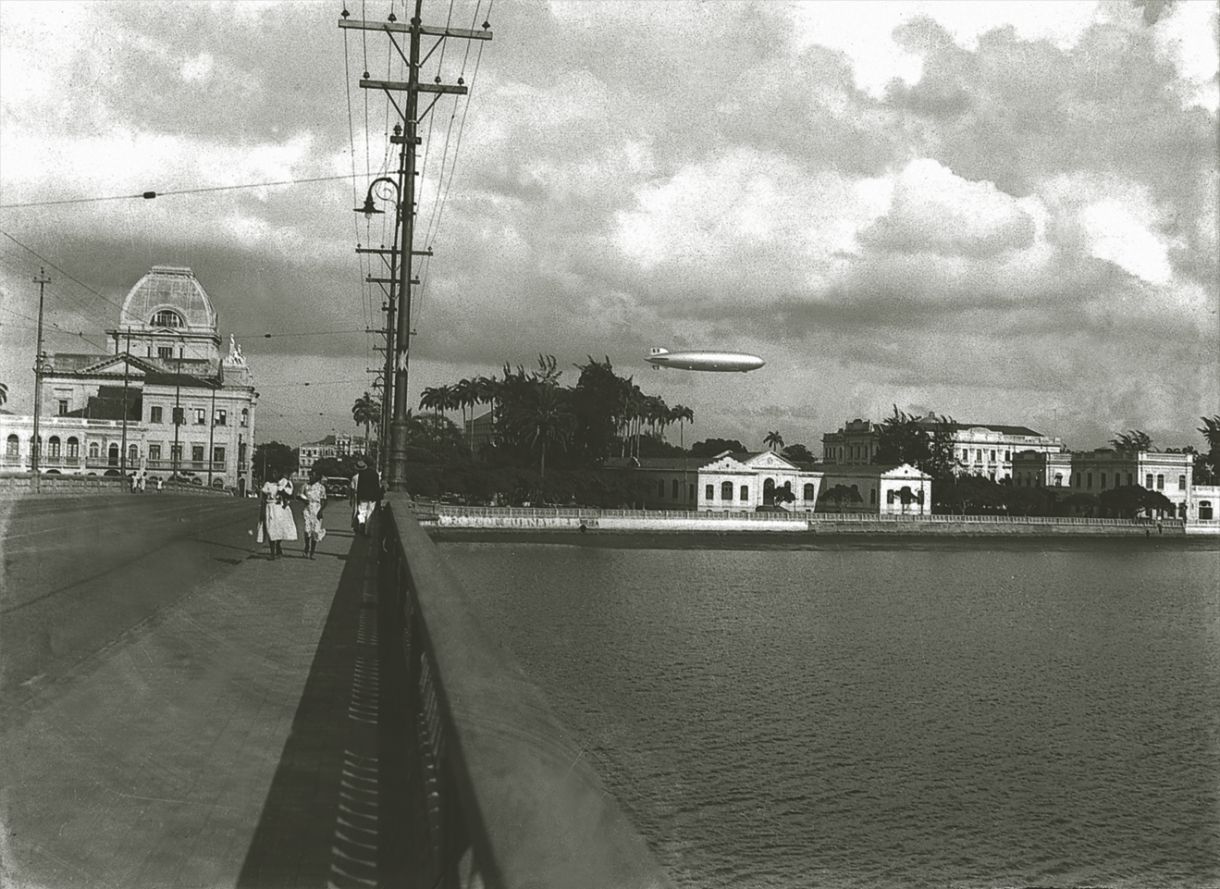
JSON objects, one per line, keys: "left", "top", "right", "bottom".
{"left": 818, "top": 463, "right": 933, "bottom": 516}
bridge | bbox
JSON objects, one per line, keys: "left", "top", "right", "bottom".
{"left": 0, "top": 489, "right": 672, "bottom": 889}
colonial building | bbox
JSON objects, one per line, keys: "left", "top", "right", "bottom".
{"left": 298, "top": 433, "right": 370, "bottom": 474}
{"left": 0, "top": 266, "right": 256, "bottom": 492}
{"left": 822, "top": 415, "right": 1065, "bottom": 481}
{"left": 608, "top": 450, "right": 821, "bottom": 512}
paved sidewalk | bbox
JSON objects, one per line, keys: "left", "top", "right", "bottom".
{"left": 0, "top": 523, "right": 404, "bottom": 889}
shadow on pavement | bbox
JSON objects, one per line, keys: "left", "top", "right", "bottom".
{"left": 235, "top": 531, "right": 420, "bottom": 888}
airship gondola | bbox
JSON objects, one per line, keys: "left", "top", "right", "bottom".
{"left": 645, "top": 347, "right": 765, "bottom": 373}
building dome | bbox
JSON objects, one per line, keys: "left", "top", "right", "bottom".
{"left": 118, "top": 266, "right": 217, "bottom": 334}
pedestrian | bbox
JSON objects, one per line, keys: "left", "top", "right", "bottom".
{"left": 155, "top": 476, "right": 163, "bottom": 492}
{"left": 260, "top": 471, "right": 299, "bottom": 559}
{"left": 350, "top": 457, "right": 382, "bottom": 536}
{"left": 300, "top": 467, "right": 327, "bottom": 559}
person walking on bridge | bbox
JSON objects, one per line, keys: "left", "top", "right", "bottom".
{"left": 350, "top": 458, "right": 381, "bottom": 536}
{"left": 261, "top": 472, "right": 298, "bottom": 559}
{"left": 300, "top": 468, "right": 327, "bottom": 559}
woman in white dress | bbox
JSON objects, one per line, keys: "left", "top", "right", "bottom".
{"left": 300, "top": 469, "right": 327, "bottom": 560}
{"left": 260, "top": 473, "right": 298, "bottom": 560}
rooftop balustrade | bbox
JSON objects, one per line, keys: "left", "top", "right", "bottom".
{"left": 380, "top": 494, "right": 674, "bottom": 889}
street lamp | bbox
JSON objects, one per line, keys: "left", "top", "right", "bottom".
{"left": 356, "top": 175, "right": 401, "bottom": 479}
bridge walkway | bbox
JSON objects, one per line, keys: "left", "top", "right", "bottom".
{"left": 0, "top": 510, "right": 418, "bottom": 889}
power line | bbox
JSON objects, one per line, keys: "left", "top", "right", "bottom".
{"left": 0, "top": 172, "right": 371, "bottom": 209}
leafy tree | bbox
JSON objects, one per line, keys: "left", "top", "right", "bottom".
{"left": 936, "top": 474, "right": 1005, "bottom": 514}
{"left": 875, "top": 407, "right": 958, "bottom": 481}
{"left": 781, "top": 443, "right": 815, "bottom": 463}
{"left": 821, "top": 484, "right": 863, "bottom": 508}
{"left": 1098, "top": 484, "right": 1175, "bottom": 519}
{"left": 351, "top": 391, "right": 381, "bottom": 458}
{"left": 253, "top": 441, "right": 298, "bottom": 485}
{"left": 500, "top": 384, "right": 575, "bottom": 481}
{"left": 571, "top": 356, "right": 629, "bottom": 464}
{"left": 690, "top": 438, "right": 746, "bottom": 458}
{"left": 763, "top": 430, "right": 784, "bottom": 452}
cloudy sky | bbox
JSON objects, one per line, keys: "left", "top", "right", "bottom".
{"left": 1, "top": 0, "right": 1216, "bottom": 452}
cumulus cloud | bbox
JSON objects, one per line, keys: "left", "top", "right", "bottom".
{"left": 859, "top": 158, "right": 1035, "bottom": 257}
{"left": 0, "top": 0, "right": 1215, "bottom": 449}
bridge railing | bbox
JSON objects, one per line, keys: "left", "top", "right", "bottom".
{"left": 380, "top": 493, "right": 674, "bottom": 889}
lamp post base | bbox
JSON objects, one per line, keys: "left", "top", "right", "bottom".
{"left": 387, "top": 417, "right": 411, "bottom": 492}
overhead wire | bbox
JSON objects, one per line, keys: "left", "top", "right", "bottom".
{"left": 0, "top": 172, "right": 372, "bottom": 209}
{"left": 416, "top": 0, "right": 490, "bottom": 330}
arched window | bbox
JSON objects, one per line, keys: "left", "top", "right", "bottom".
{"left": 89, "top": 441, "right": 100, "bottom": 458}
{"left": 5, "top": 435, "right": 18, "bottom": 458}
{"left": 241, "top": 408, "right": 249, "bottom": 427}
{"left": 1178, "top": 474, "right": 1186, "bottom": 491}
{"left": 1053, "top": 473, "right": 1063, "bottom": 486}
{"left": 67, "top": 437, "right": 79, "bottom": 458}
{"left": 108, "top": 443, "right": 119, "bottom": 465}
{"left": 1156, "top": 474, "right": 1164, "bottom": 490}
{"left": 151, "top": 309, "right": 183, "bottom": 328}
{"left": 721, "top": 481, "right": 733, "bottom": 501}
{"left": 128, "top": 444, "right": 139, "bottom": 463}
{"left": 671, "top": 479, "right": 679, "bottom": 499}
{"left": 48, "top": 436, "right": 61, "bottom": 458}
{"left": 705, "top": 484, "right": 714, "bottom": 501}
{"left": 739, "top": 485, "right": 749, "bottom": 501}
{"left": 803, "top": 483, "right": 815, "bottom": 501}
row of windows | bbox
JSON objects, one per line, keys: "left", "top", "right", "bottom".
{"left": 960, "top": 449, "right": 1012, "bottom": 463}
{"left": 1072, "top": 471, "right": 1185, "bottom": 492}
{"left": 147, "top": 406, "right": 247, "bottom": 426}
{"left": 5, "top": 435, "right": 226, "bottom": 464}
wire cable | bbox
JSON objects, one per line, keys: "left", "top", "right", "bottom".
{"left": 0, "top": 172, "right": 373, "bottom": 209}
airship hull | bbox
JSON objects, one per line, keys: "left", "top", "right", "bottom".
{"left": 646, "top": 350, "right": 765, "bottom": 372}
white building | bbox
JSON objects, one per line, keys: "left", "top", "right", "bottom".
{"left": 0, "top": 266, "right": 257, "bottom": 493}
{"left": 607, "top": 451, "right": 932, "bottom": 515}
{"left": 822, "top": 415, "right": 1065, "bottom": 482}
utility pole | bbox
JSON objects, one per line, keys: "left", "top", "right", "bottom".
{"left": 120, "top": 328, "right": 131, "bottom": 479}
{"left": 341, "top": 3, "right": 492, "bottom": 492}
{"left": 31, "top": 268, "right": 50, "bottom": 487}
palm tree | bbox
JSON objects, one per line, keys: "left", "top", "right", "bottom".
{"left": 0, "top": 381, "right": 7, "bottom": 408}
{"left": 351, "top": 391, "right": 381, "bottom": 458}
{"left": 764, "top": 430, "right": 784, "bottom": 452}
{"left": 1110, "top": 429, "right": 1153, "bottom": 452}
{"left": 453, "top": 377, "right": 479, "bottom": 454}
{"left": 501, "top": 382, "right": 575, "bottom": 482}
{"left": 668, "top": 404, "right": 694, "bottom": 452}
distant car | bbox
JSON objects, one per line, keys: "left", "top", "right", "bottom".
{"left": 324, "top": 477, "right": 351, "bottom": 497}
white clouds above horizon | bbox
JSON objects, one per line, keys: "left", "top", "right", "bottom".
{"left": 0, "top": 0, "right": 1216, "bottom": 451}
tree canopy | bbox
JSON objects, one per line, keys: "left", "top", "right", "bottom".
{"left": 873, "top": 407, "right": 958, "bottom": 480}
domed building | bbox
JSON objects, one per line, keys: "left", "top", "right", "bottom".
{"left": 0, "top": 266, "right": 257, "bottom": 493}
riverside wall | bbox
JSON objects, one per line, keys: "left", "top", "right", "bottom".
{"left": 417, "top": 506, "right": 1203, "bottom": 537}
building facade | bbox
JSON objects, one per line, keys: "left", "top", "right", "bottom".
{"left": 0, "top": 266, "right": 256, "bottom": 492}
{"left": 822, "top": 416, "right": 1065, "bottom": 481}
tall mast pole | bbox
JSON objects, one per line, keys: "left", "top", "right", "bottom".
{"left": 120, "top": 327, "right": 131, "bottom": 478}
{"left": 387, "top": 0, "right": 424, "bottom": 492}
{"left": 31, "top": 268, "right": 50, "bottom": 487}
{"left": 341, "top": 4, "right": 490, "bottom": 490}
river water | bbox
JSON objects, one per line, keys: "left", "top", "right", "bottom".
{"left": 438, "top": 537, "right": 1220, "bottom": 889}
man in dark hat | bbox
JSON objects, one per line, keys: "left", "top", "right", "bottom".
{"left": 350, "top": 457, "right": 382, "bottom": 535}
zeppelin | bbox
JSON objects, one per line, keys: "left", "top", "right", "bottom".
{"left": 646, "top": 347, "right": 766, "bottom": 373}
